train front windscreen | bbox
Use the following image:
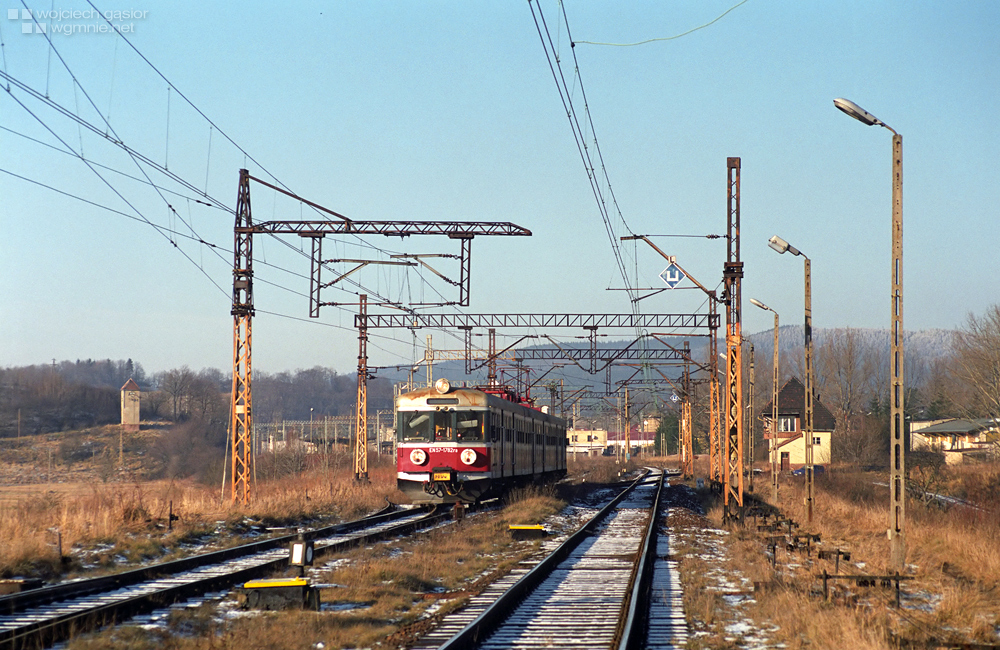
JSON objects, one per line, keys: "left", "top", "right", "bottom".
{"left": 397, "top": 410, "right": 486, "bottom": 443}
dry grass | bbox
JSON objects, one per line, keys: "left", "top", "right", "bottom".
{"left": 669, "top": 462, "right": 1000, "bottom": 649}
{"left": 565, "top": 453, "right": 637, "bottom": 484}
{"left": 0, "top": 454, "right": 405, "bottom": 579}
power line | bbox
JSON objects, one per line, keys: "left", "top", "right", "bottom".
{"left": 528, "top": 0, "right": 637, "bottom": 303}
{"left": 6, "top": 7, "right": 486, "bottom": 370}
{"left": 0, "top": 124, "right": 225, "bottom": 211}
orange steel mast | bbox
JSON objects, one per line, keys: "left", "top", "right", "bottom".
{"left": 230, "top": 169, "right": 254, "bottom": 504}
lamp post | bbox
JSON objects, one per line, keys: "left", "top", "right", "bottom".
{"left": 834, "top": 97, "right": 906, "bottom": 572}
{"left": 750, "top": 298, "right": 780, "bottom": 504}
{"left": 768, "top": 235, "right": 814, "bottom": 524}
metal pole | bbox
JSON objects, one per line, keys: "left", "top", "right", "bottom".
{"left": 771, "top": 312, "right": 780, "bottom": 503}
{"left": 355, "top": 295, "right": 369, "bottom": 481}
{"left": 425, "top": 335, "right": 433, "bottom": 387}
{"left": 832, "top": 97, "right": 906, "bottom": 572}
{"left": 889, "top": 133, "right": 906, "bottom": 571}
{"left": 624, "top": 387, "right": 630, "bottom": 462}
{"left": 804, "top": 256, "right": 814, "bottom": 524}
{"left": 709, "top": 296, "right": 722, "bottom": 485}
{"left": 747, "top": 342, "right": 754, "bottom": 493}
{"left": 230, "top": 169, "right": 254, "bottom": 505}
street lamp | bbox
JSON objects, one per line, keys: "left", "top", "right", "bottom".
{"left": 768, "top": 235, "right": 815, "bottom": 524}
{"left": 750, "top": 298, "right": 780, "bottom": 505}
{"left": 834, "top": 97, "right": 906, "bottom": 572}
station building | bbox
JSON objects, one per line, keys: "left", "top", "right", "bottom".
{"left": 759, "top": 377, "right": 836, "bottom": 471}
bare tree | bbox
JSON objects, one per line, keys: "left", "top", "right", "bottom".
{"left": 159, "top": 367, "right": 194, "bottom": 421}
{"left": 950, "top": 304, "right": 1000, "bottom": 423}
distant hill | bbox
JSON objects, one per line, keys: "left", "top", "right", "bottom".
{"left": 744, "top": 326, "right": 955, "bottom": 361}
{"left": 379, "top": 326, "right": 957, "bottom": 400}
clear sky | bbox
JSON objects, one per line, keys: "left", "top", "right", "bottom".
{"left": 2, "top": 1, "right": 997, "bottom": 377}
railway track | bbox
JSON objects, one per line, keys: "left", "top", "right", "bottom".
{"left": 0, "top": 503, "right": 449, "bottom": 650}
{"left": 421, "top": 469, "right": 688, "bottom": 650}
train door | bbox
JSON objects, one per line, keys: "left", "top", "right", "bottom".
{"left": 524, "top": 419, "right": 538, "bottom": 474}
{"left": 505, "top": 411, "right": 513, "bottom": 478}
{"left": 512, "top": 414, "right": 521, "bottom": 476}
{"left": 531, "top": 420, "right": 542, "bottom": 474}
{"left": 490, "top": 409, "right": 499, "bottom": 478}
{"left": 541, "top": 423, "right": 549, "bottom": 473}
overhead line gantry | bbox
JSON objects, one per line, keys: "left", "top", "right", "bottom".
{"left": 229, "top": 169, "right": 531, "bottom": 502}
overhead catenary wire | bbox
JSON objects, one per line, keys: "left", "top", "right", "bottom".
{"left": 0, "top": 124, "right": 225, "bottom": 210}
{"left": 2, "top": 67, "right": 465, "bottom": 349}
{"left": 81, "top": 0, "right": 418, "bottom": 272}
{"left": 573, "top": 0, "right": 749, "bottom": 47}
{"left": 528, "top": 0, "right": 637, "bottom": 304}
{"left": 5, "top": 5, "right": 506, "bottom": 372}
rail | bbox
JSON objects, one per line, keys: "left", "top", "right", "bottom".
{"left": 0, "top": 504, "right": 447, "bottom": 650}
{"left": 437, "top": 469, "right": 660, "bottom": 650}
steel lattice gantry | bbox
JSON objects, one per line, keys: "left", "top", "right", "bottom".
{"left": 229, "top": 170, "right": 533, "bottom": 496}
{"left": 361, "top": 313, "right": 717, "bottom": 330}
{"left": 359, "top": 314, "right": 715, "bottom": 386}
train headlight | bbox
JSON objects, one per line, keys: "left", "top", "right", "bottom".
{"left": 409, "top": 449, "right": 427, "bottom": 465}
{"left": 460, "top": 449, "right": 478, "bottom": 465}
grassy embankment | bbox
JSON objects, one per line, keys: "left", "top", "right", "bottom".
{"left": 0, "top": 424, "right": 404, "bottom": 579}
{"left": 674, "top": 463, "right": 1000, "bottom": 649}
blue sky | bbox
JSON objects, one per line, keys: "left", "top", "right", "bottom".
{"left": 1, "top": 1, "right": 997, "bottom": 376}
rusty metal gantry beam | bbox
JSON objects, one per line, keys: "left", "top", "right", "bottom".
{"left": 362, "top": 313, "right": 717, "bottom": 330}
{"left": 723, "top": 156, "right": 745, "bottom": 522}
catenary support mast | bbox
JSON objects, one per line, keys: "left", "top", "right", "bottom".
{"left": 723, "top": 157, "right": 744, "bottom": 521}
{"left": 230, "top": 169, "right": 254, "bottom": 504}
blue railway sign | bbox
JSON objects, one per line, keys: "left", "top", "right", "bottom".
{"left": 659, "top": 263, "right": 685, "bottom": 289}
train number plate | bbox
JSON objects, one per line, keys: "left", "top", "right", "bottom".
{"left": 433, "top": 472, "right": 452, "bottom": 482}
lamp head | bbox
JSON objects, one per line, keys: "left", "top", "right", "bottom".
{"left": 768, "top": 235, "right": 790, "bottom": 254}
{"left": 833, "top": 97, "right": 882, "bottom": 127}
{"left": 768, "top": 235, "right": 802, "bottom": 257}
{"left": 749, "top": 298, "right": 771, "bottom": 312}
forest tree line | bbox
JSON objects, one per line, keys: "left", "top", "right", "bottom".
{"left": 654, "top": 304, "right": 1000, "bottom": 466}
{"left": 0, "top": 360, "right": 393, "bottom": 438}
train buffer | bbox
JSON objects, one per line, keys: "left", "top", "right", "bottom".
{"left": 508, "top": 524, "right": 548, "bottom": 540}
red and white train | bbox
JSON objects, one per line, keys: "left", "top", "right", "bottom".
{"left": 396, "top": 378, "right": 567, "bottom": 504}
